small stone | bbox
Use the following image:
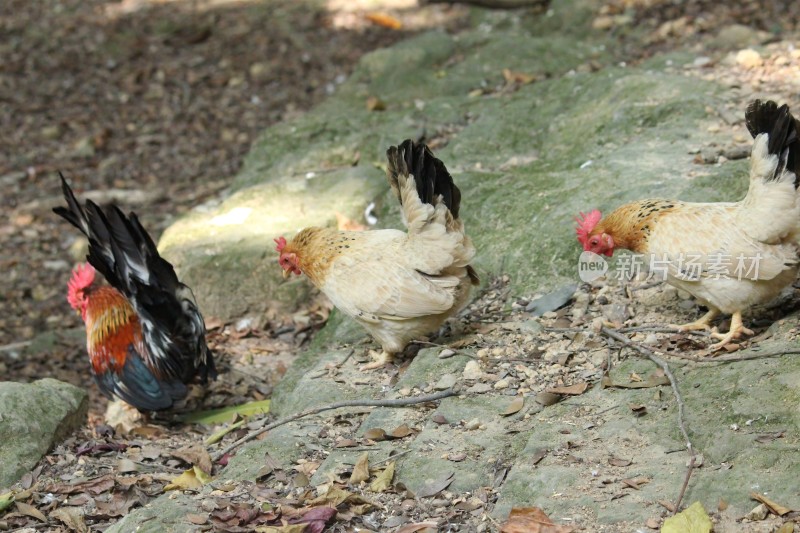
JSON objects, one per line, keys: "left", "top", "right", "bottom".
{"left": 462, "top": 361, "right": 483, "bottom": 380}
{"left": 438, "top": 349, "right": 456, "bottom": 359}
{"left": 200, "top": 499, "right": 217, "bottom": 512}
{"left": 745, "top": 503, "right": 768, "bottom": 521}
{"left": 41, "top": 125, "right": 61, "bottom": 140}
{"left": 643, "top": 334, "right": 658, "bottom": 345}
{"left": 70, "top": 136, "right": 95, "bottom": 159}
{"left": 398, "top": 388, "right": 411, "bottom": 397}
{"left": 493, "top": 379, "right": 509, "bottom": 390}
{"left": 476, "top": 348, "right": 489, "bottom": 359}
{"left": 736, "top": 48, "right": 763, "bottom": 68}
{"left": 435, "top": 374, "right": 457, "bottom": 391}
{"left": 592, "top": 15, "right": 614, "bottom": 31}
{"left": 248, "top": 62, "right": 269, "bottom": 81}
{"left": 467, "top": 383, "right": 492, "bottom": 394}
{"left": 464, "top": 418, "right": 481, "bottom": 430}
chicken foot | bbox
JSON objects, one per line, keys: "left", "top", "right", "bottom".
{"left": 360, "top": 349, "right": 394, "bottom": 370}
{"left": 669, "top": 308, "right": 719, "bottom": 332}
{"left": 708, "top": 311, "right": 754, "bottom": 352}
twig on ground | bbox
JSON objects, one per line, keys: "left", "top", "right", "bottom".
{"left": 664, "top": 349, "right": 800, "bottom": 363}
{"left": 372, "top": 449, "right": 413, "bottom": 467}
{"left": 0, "top": 340, "right": 31, "bottom": 353}
{"left": 422, "top": 0, "right": 546, "bottom": 8}
{"left": 617, "top": 326, "right": 709, "bottom": 337}
{"left": 211, "top": 389, "right": 457, "bottom": 461}
{"left": 673, "top": 455, "right": 696, "bottom": 515}
{"left": 600, "top": 327, "right": 697, "bottom": 513}
{"left": 411, "top": 340, "right": 477, "bottom": 359}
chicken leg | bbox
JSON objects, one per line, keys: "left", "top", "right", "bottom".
{"left": 708, "top": 311, "right": 753, "bottom": 352}
{"left": 669, "top": 308, "right": 719, "bottom": 332}
{"left": 360, "top": 349, "right": 394, "bottom": 371}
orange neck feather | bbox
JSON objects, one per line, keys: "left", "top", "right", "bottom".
{"left": 84, "top": 287, "right": 143, "bottom": 374}
{"left": 595, "top": 200, "right": 678, "bottom": 253}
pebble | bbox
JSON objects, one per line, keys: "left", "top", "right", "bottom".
{"left": 735, "top": 48, "right": 763, "bottom": 68}
{"left": 476, "top": 348, "right": 490, "bottom": 359}
{"left": 431, "top": 498, "right": 449, "bottom": 507}
{"left": 435, "top": 374, "right": 457, "bottom": 391}
{"left": 464, "top": 418, "right": 481, "bottom": 430}
{"left": 643, "top": 334, "right": 658, "bottom": 345}
{"left": 438, "top": 349, "right": 456, "bottom": 359}
{"left": 467, "top": 383, "right": 492, "bottom": 394}
{"left": 745, "top": 503, "right": 768, "bottom": 521}
{"left": 462, "top": 360, "right": 483, "bottom": 380}
{"left": 493, "top": 379, "right": 509, "bottom": 390}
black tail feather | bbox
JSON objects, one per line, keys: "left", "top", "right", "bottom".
{"left": 53, "top": 174, "right": 215, "bottom": 387}
{"left": 386, "top": 139, "right": 463, "bottom": 218}
{"left": 745, "top": 99, "right": 800, "bottom": 187}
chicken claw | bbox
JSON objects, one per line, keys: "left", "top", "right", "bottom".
{"left": 360, "top": 350, "right": 394, "bottom": 371}
{"left": 708, "top": 312, "right": 754, "bottom": 352}
{"left": 669, "top": 309, "right": 719, "bottom": 332}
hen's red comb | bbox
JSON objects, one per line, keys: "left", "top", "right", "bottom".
{"left": 274, "top": 236, "right": 287, "bottom": 252}
{"left": 575, "top": 210, "right": 602, "bottom": 246}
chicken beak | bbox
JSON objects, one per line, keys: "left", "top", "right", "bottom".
{"left": 282, "top": 268, "right": 290, "bottom": 279}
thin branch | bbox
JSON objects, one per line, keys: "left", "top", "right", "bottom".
{"left": 211, "top": 389, "right": 457, "bottom": 462}
{"left": 601, "top": 327, "right": 692, "bottom": 452}
{"left": 0, "top": 340, "right": 31, "bottom": 353}
{"left": 600, "top": 327, "right": 698, "bottom": 513}
{"left": 617, "top": 326, "right": 709, "bottom": 337}
{"left": 664, "top": 349, "right": 800, "bottom": 363}
{"left": 673, "top": 456, "right": 696, "bottom": 515}
{"left": 421, "top": 0, "right": 546, "bottom": 8}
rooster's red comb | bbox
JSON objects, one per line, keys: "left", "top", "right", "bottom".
{"left": 274, "top": 236, "right": 287, "bottom": 252}
{"left": 67, "top": 263, "right": 96, "bottom": 310}
{"left": 575, "top": 210, "right": 602, "bottom": 246}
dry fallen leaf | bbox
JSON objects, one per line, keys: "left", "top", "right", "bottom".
{"left": 349, "top": 453, "right": 370, "bottom": 484}
{"left": 389, "top": 424, "right": 414, "bottom": 438}
{"left": 416, "top": 471, "right": 455, "bottom": 498}
{"left": 500, "top": 506, "right": 573, "bottom": 533}
{"left": 661, "top": 501, "right": 711, "bottom": 533}
{"left": 370, "top": 461, "right": 395, "bottom": 492}
{"left": 335, "top": 438, "right": 358, "bottom": 448}
{"left": 16, "top": 501, "right": 47, "bottom": 522}
{"left": 363, "top": 428, "right": 387, "bottom": 441}
{"left": 164, "top": 466, "right": 212, "bottom": 491}
{"left": 172, "top": 444, "right": 213, "bottom": 475}
{"left": 50, "top": 507, "right": 88, "bottom": 533}
{"left": 502, "top": 68, "right": 538, "bottom": 85}
{"left": 364, "top": 12, "right": 402, "bottom": 30}
{"left": 502, "top": 396, "right": 524, "bottom": 416}
{"left": 608, "top": 457, "right": 632, "bottom": 467}
{"left": 546, "top": 382, "right": 588, "bottom": 395}
{"left": 366, "top": 96, "right": 387, "bottom": 112}
{"left": 621, "top": 477, "right": 650, "bottom": 490}
{"left": 751, "top": 492, "right": 792, "bottom": 516}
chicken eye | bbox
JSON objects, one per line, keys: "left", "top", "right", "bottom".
{"left": 590, "top": 238, "right": 599, "bottom": 245}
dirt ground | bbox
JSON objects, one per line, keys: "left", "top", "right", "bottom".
{"left": 2, "top": 0, "right": 800, "bottom": 531}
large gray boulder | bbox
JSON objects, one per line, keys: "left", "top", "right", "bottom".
{"left": 0, "top": 379, "right": 88, "bottom": 489}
